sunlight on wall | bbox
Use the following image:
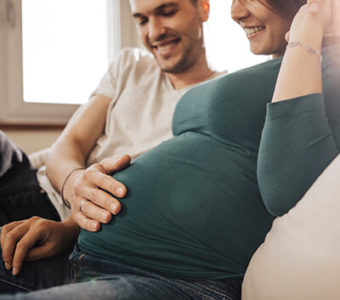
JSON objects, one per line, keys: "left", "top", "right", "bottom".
{"left": 22, "top": 0, "right": 109, "bottom": 104}
{"left": 21, "top": 0, "right": 268, "bottom": 105}
{"left": 204, "top": 0, "right": 267, "bottom": 73}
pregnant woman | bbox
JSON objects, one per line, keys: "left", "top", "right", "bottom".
{"left": 1, "top": 0, "right": 339, "bottom": 299}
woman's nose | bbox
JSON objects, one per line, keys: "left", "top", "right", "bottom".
{"left": 231, "top": 0, "right": 250, "bottom": 23}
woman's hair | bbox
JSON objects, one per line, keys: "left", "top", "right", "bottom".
{"left": 265, "top": 0, "right": 307, "bottom": 20}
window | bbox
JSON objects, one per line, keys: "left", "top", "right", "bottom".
{"left": 0, "top": 0, "right": 266, "bottom": 126}
{"left": 0, "top": 0, "right": 137, "bottom": 125}
{"left": 22, "top": 0, "right": 109, "bottom": 105}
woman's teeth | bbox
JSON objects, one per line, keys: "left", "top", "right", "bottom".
{"left": 244, "top": 26, "right": 265, "bottom": 36}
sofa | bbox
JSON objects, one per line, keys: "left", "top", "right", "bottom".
{"left": 242, "top": 154, "right": 340, "bottom": 299}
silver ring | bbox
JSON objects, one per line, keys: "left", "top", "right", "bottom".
{"left": 79, "top": 200, "right": 86, "bottom": 211}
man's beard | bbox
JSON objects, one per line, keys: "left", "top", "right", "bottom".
{"left": 156, "top": 39, "right": 204, "bottom": 74}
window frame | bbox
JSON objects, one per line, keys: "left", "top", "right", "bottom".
{"left": 0, "top": 0, "right": 138, "bottom": 125}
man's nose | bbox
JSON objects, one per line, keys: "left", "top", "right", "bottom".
{"left": 148, "top": 17, "right": 167, "bottom": 42}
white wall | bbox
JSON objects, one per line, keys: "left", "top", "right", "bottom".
{"left": 2, "top": 127, "right": 62, "bottom": 154}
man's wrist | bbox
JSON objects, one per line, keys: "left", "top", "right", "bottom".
{"left": 61, "top": 167, "right": 84, "bottom": 208}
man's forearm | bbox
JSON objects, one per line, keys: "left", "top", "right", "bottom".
{"left": 46, "top": 138, "right": 87, "bottom": 195}
{"left": 45, "top": 95, "right": 111, "bottom": 196}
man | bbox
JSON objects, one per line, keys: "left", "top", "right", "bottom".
{"left": 0, "top": 0, "right": 220, "bottom": 285}
{"left": 46, "top": 0, "right": 216, "bottom": 231}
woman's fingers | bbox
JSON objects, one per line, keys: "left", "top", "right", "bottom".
{"left": 1, "top": 221, "right": 29, "bottom": 271}
{"left": 1, "top": 217, "right": 79, "bottom": 276}
{"left": 10, "top": 227, "right": 44, "bottom": 275}
{"left": 307, "top": 0, "right": 321, "bottom": 13}
{"left": 26, "top": 218, "right": 79, "bottom": 261}
{"left": 307, "top": 0, "right": 334, "bottom": 29}
{"left": 329, "top": 0, "right": 340, "bottom": 36}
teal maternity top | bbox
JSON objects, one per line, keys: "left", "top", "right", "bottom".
{"left": 79, "top": 46, "right": 340, "bottom": 280}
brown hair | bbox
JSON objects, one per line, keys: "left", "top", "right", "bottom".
{"left": 265, "top": 0, "right": 307, "bottom": 20}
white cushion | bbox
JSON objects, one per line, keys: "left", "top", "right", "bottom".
{"left": 242, "top": 154, "right": 340, "bottom": 300}
{"left": 28, "top": 147, "right": 50, "bottom": 169}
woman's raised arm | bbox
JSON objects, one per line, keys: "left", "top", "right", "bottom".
{"left": 258, "top": 0, "right": 340, "bottom": 216}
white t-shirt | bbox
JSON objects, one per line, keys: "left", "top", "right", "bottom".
{"left": 38, "top": 48, "right": 224, "bottom": 220}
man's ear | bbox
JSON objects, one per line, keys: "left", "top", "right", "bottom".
{"left": 198, "top": 0, "right": 210, "bottom": 22}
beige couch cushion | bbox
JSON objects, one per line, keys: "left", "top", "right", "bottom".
{"left": 28, "top": 147, "right": 50, "bottom": 169}
{"left": 242, "top": 154, "right": 340, "bottom": 300}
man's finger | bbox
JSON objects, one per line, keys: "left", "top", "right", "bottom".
{"left": 96, "top": 174, "right": 127, "bottom": 199}
{"left": 79, "top": 196, "right": 119, "bottom": 223}
{"left": 101, "top": 155, "right": 131, "bottom": 174}
{"left": 73, "top": 177, "right": 123, "bottom": 215}
{"left": 73, "top": 211, "right": 100, "bottom": 232}
{"left": 86, "top": 178, "right": 124, "bottom": 214}
{"left": 73, "top": 167, "right": 127, "bottom": 200}
{"left": 97, "top": 155, "right": 130, "bottom": 198}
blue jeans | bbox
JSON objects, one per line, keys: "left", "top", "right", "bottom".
{"left": 0, "top": 241, "right": 69, "bottom": 293}
{"left": 0, "top": 245, "right": 241, "bottom": 299}
{"left": 0, "top": 131, "right": 60, "bottom": 225}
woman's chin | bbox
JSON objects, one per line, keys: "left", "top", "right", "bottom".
{"left": 249, "top": 46, "right": 263, "bottom": 56}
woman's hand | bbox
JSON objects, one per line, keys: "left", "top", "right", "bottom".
{"left": 273, "top": 0, "right": 332, "bottom": 102}
{"left": 287, "top": 0, "right": 334, "bottom": 44}
{"left": 324, "top": 0, "right": 340, "bottom": 37}
{"left": 1, "top": 217, "right": 79, "bottom": 275}
{"left": 64, "top": 155, "right": 131, "bottom": 232}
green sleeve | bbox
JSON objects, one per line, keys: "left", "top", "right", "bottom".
{"left": 258, "top": 45, "right": 340, "bottom": 216}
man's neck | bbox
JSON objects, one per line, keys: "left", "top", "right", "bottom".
{"left": 166, "top": 58, "right": 215, "bottom": 90}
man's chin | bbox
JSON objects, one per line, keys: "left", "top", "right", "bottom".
{"left": 157, "top": 58, "right": 187, "bottom": 74}
{"left": 160, "top": 65, "right": 185, "bottom": 74}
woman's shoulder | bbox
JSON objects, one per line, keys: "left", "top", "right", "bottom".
{"left": 183, "top": 58, "right": 283, "bottom": 101}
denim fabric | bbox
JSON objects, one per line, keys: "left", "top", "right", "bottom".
{"left": 0, "top": 245, "right": 241, "bottom": 299}
{"left": 0, "top": 131, "right": 59, "bottom": 225}
{"left": 0, "top": 238, "right": 70, "bottom": 294}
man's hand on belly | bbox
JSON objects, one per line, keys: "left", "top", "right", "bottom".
{"left": 65, "top": 155, "right": 131, "bottom": 232}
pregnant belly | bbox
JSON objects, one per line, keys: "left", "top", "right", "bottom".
{"left": 78, "top": 132, "right": 272, "bottom": 279}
